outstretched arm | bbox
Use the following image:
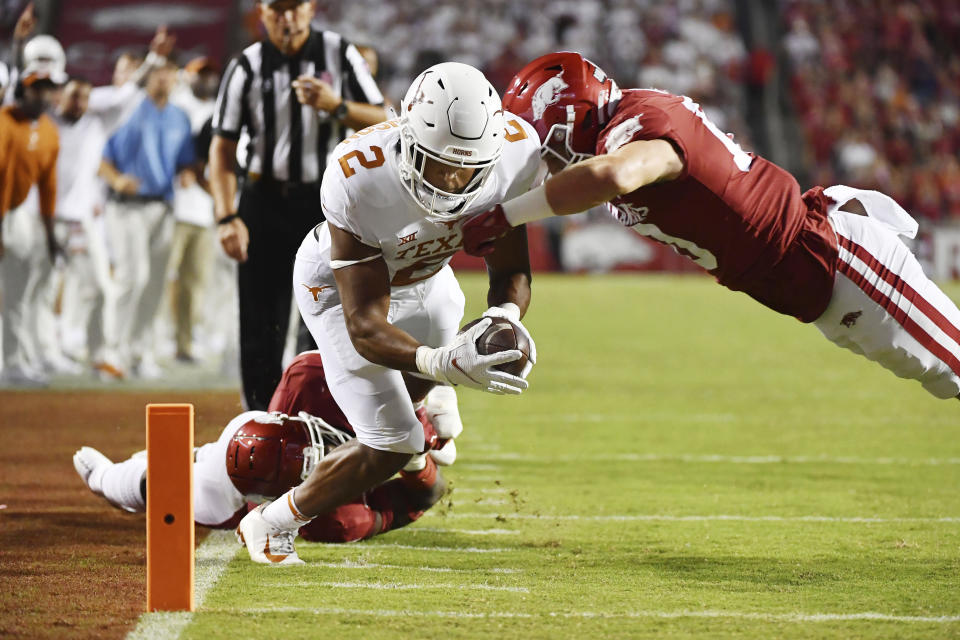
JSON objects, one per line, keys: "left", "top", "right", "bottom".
{"left": 461, "top": 139, "right": 684, "bottom": 256}
{"left": 541, "top": 138, "right": 684, "bottom": 217}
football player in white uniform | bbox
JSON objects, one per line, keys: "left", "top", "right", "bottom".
{"left": 236, "top": 62, "right": 543, "bottom": 564}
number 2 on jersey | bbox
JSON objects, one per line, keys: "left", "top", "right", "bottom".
{"left": 338, "top": 146, "right": 386, "bottom": 178}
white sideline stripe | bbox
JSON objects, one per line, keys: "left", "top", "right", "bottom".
{"left": 317, "top": 542, "right": 511, "bottom": 553}
{"left": 432, "top": 513, "right": 960, "bottom": 524}
{"left": 472, "top": 452, "right": 960, "bottom": 466}
{"left": 265, "top": 581, "right": 529, "bottom": 593}
{"left": 312, "top": 560, "right": 521, "bottom": 574}
{"left": 209, "top": 606, "right": 960, "bottom": 623}
{"left": 411, "top": 527, "right": 516, "bottom": 536}
{"left": 126, "top": 530, "right": 240, "bottom": 640}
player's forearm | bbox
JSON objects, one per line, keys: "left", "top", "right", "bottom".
{"left": 487, "top": 273, "right": 531, "bottom": 316}
{"left": 543, "top": 156, "right": 629, "bottom": 215}
{"left": 346, "top": 313, "right": 424, "bottom": 372}
{"left": 495, "top": 167, "right": 608, "bottom": 229}
{"left": 209, "top": 137, "right": 238, "bottom": 218}
{"left": 481, "top": 225, "right": 532, "bottom": 315}
{"left": 484, "top": 235, "right": 532, "bottom": 317}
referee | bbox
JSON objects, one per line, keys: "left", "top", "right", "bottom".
{"left": 210, "top": 0, "right": 386, "bottom": 409}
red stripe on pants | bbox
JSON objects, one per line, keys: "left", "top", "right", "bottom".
{"left": 836, "top": 235, "right": 960, "bottom": 377}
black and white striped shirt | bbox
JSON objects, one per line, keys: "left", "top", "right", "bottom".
{"left": 212, "top": 29, "right": 383, "bottom": 184}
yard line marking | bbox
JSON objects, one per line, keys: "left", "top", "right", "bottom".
{"left": 430, "top": 513, "right": 960, "bottom": 524}
{"left": 314, "top": 542, "right": 512, "bottom": 553}
{"left": 409, "top": 527, "right": 516, "bottom": 536}
{"left": 448, "top": 487, "right": 509, "bottom": 495}
{"left": 454, "top": 463, "right": 501, "bottom": 470}
{"left": 126, "top": 529, "right": 240, "bottom": 640}
{"left": 264, "top": 581, "right": 529, "bottom": 593}
{"left": 311, "top": 560, "right": 522, "bottom": 574}
{"left": 471, "top": 453, "right": 960, "bottom": 466}
{"left": 469, "top": 498, "right": 509, "bottom": 506}
{"left": 208, "top": 606, "right": 960, "bottom": 623}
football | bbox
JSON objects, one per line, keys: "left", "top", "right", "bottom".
{"left": 460, "top": 317, "right": 531, "bottom": 376}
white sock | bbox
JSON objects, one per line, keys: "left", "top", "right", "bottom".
{"left": 99, "top": 456, "right": 147, "bottom": 513}
{"left": 261, "top": 489, "right": 313, "bottom": 530}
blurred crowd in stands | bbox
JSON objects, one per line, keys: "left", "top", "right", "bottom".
{"left": 784, "top": 0, "right": 960, "bottom": 223}
{"left": 1, "top": 0, "right": 958, "bottom": 386}
{"left": 316, "top": 0, "right": 750, "bottom": 142}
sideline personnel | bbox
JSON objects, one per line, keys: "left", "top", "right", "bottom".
{"left": 210, "top": 0, "right": 387, "bottom": 409}
{"left": 0, "top": 35, "right": 65, "bottom": 385}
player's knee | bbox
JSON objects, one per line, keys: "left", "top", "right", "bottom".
{"left": 299, "top": 503, "right": 377, "bottom": 542}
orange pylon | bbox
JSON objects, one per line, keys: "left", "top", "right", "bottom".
{"left": 146, "top": 404, "right": 195, "bottom": 612}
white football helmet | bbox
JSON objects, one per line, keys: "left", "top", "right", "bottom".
{"left": 399, "top": 62, "right": 505, "bottom": 220}
{"left": 22, "top": 35, "right": 67, "bottom": 85}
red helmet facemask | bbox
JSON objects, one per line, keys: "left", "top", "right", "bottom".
{"left": 502, "top": 51, "right": 620, "bottom": 171}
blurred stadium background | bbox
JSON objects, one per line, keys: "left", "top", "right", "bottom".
{"left": 2, "top": 0, "right": 959, "bottom": 387}
{"left": 2, "top": 2, "right": 959, "bottom": 638}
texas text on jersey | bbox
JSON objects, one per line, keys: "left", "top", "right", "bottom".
{"left": 310, "top": 114, "right": 541, "bottom": 300}
{"left": 599, "top": 89, "right": 837, "bottom": 322}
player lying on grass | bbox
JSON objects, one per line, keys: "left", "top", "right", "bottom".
{"left": 232, "top": 62, "right": 540, "bottom": 565}
{"left": 463, "top": 51, "right": 960, "bottom": 400}
{"left": 73, "top": 351, "right": 457, "bottom": 543}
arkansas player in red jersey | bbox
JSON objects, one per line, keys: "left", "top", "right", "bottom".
{"left": 73, "top": 351, "right": 457, "bottom": 554}
{"left": 463, "top": 51, "right": 960, "bottom": 400}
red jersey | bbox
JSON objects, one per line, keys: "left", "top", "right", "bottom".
{"left": 268, "top": 350, "right": 440, "bottom": 450}
{"left": 268, "top": 351, "right": 353, "bottom": 434}
{"left": 597, "top": 89, "right": 837, "bottom": 322}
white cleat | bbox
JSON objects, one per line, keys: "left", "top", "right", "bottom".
{"left": 73, "top": 446, "right": 112, "bottom": 497}
{"left": 236, "top": 504, "right": 305, "bottom": 566}
{"left": 428, "top": 439, "right": 457, "bottom": 466}
{"left": 424, "top": 385, "right": 463, "bottom": 439}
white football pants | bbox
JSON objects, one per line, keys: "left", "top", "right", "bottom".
{"left": 815, "top": 188, "right": 960, "bottom": 399}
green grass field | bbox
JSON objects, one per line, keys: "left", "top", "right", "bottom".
{"left": 166, "top": 273, "right": 959, "bottom": 639}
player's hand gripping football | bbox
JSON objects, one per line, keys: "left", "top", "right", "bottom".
{"left": 415, "top": 318, "right": 528, "bottom": 395}
{"left": 482, "top": 304, "right": 536, "bottom": 378}
{"left": 460, "top": 204, "right": 512, "bottom": 257}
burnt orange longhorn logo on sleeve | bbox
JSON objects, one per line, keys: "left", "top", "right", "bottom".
{"left": 302, "top": 283, "right": 332, "bottom": 301}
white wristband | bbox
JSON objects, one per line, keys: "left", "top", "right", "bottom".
{"left": 415, "top": 346, "right": 438, "bottom": 378}
{"left": 502, "top": 185, "right": 555, "bottom": 226}
{"left": 497, "top": 302, "right": 521, "bottom": 322}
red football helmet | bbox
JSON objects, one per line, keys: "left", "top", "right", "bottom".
{"left": 226, "top": 411, "right": 351, "bottom": 499}
{"left": 502, "top": 51, "right": 620, "bottom": 170}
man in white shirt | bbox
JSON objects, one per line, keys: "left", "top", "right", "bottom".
{"left": 50, "top": 77, "right": 112, "bottom": 369}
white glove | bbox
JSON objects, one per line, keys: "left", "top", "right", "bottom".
{"left": 415, "top": 318, "right": 528, "bottom": 395}
{"left": 424, "top": 384, "right": 463, "bottom": 439}
{"left": 429, "top": 439, "right": 457, "bottom": 466}
{"left": 482, "top": 303, "right": 537, "bottom": 379}
{"left": 403, "top": 453, "right": 428, "bottom": 472}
